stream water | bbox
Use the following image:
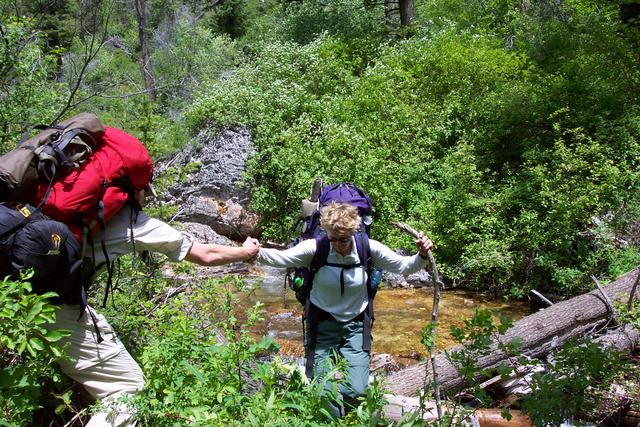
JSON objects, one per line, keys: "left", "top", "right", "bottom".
{"left": 245, "top": 266, "right": 533, "bottom": 365}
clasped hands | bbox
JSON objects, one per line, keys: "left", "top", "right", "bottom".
{"left": 242, "top": 236, "right": 261, "bottom": 261}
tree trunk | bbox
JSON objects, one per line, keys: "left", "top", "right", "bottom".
{"left": 620, "top": 1, "right": 640, "bottom": 29}
{"left": 398, "top": 0, "right": 414, "bottom": 26}
{"left": 134, "top": 0, "right": 155, "bottom": 102}
{"left": 384, "top": 269, "right": 640, "bottom": 396}
{"left": 384, "top": 0, "right": 394, "bottom": 28}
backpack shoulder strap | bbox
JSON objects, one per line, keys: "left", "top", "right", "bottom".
{"left": 301, "top": 233, "right": 328, "bottom": 296}
{"left": 354, "top": 228, "right": 376, "bottom": 353}
{"left": 354, "top": 228, "right": 376, "bottom": 298}
{"left": 354, "top": 228, "right": 371, "bottom": 275}
{"left": 310, "top": 234, "right": 330, "bottom": 274}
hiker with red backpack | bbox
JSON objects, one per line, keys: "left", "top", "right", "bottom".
{"left": 0, "top": 113, "right": 261, "bottom": 426}
{"left": 47, "top": 188, "right": 260, "bottom": 427}
{"left": 255, "top": 183, "right": 433, "bottom": 417}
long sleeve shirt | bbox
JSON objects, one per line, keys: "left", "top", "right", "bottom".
{"left": 86, "top": 205, "right": 193, "bottom": 265}
{"left": 257, "top": 237, "right": 427, "bottom": 321}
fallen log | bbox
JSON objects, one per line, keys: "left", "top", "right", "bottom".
{"left": 383, "top": 394, "right": 442, "bottom": 422}
{"left": 384, "top": 269, "right": 640, "bottom": 396}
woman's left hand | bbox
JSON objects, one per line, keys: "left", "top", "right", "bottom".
{"left": 415, "top": 232, "right": 433, "bottom": 258}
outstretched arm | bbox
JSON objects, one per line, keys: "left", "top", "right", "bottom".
{"left": 256, "top": 238, "right": 316, "bottom": 268}
{"left": 185, "top": 237, "right": 260, "bottom": 266}
{"left": 370, "top": 234, "right": 433, "bottom": 275}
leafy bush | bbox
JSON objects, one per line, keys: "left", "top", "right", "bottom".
{"left": 186, "top": 6, "right": 640, "bottom": 297}
{"left": 152, "top": 11, "right": 239, "bottom": 110}
{"left": 0, "top": 15, "right": 66, "bottom": 151}
{"left": 0, "top": 275, "right": 70, "bottom": 426}
{"left": 276, "top": 0, "right": 385, "bottom": 48}
{"left": 95, "top": 272, "right": 389, "bottom": 426}
{"left": 520, "top": 338, "right": 626, "bottom": 426}
{"left": 438, "top": 307, "right": 638, "bottom": 426}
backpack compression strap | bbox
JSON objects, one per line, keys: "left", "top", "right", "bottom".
{"left": 33, "top": 128, "right": 95, "bottom": 181}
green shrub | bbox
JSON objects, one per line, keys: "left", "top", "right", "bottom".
{"left": 100, "top": 275, "right": 386, "bottom": 426}
{"left": 0, "top": 275, "right": 70, "bottom": 426}
{"left": 186, "top": 5, "right": 640, "bottom": 296}
{"left": 520, "top": 338, "right": 625, "bottom": 426}
{"left": 0, "top": 16, "right": 66, "bottom": 152}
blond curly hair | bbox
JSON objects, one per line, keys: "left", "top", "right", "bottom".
{"left": 320, "top": 202, "right": 361, "bottom": 236}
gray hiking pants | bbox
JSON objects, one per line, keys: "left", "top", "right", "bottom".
{"left": 311, "top": 317, "right": 370, "bottom": 416}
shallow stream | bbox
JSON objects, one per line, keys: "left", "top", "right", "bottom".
{"left": 245, "top": 266, "right": 533, "bottom": 364}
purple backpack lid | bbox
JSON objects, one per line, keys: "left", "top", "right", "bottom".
{"left": 319, "top": 183, "right": 372, "bottom": 215}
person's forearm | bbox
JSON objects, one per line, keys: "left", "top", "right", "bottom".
{"left": 371, "top": 240, "right": 427, "bottom": 274}
{"left": 256, "top": 243, "right": 314, "bottom": 268}
{"left": 185, "top": 242, "right": 253, "bottom": 266}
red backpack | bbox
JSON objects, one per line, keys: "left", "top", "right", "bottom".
{"left": 29, "top": 126, "right": 153, "bottom": 242}
{"left": 0, "top": 114, "right": 153, "bottom": 313}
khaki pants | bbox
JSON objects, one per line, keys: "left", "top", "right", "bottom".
{"left": 49, "top": 305, "right": 145, "bottom": 426}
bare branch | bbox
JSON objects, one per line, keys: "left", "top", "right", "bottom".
{"left": 591, "top": 275, "right": 618, "bottom": 320}
{"left": 392, "top": 221, "right": 443, "bottom": 419}
{"left": 627, "top": 269, "right": 640, "bottom": 311}
{"left": 51, "top": 0, "right": 114, "bottom": 124}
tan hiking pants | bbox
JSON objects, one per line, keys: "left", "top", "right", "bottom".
{"left": 49, "top": 305, "right": 145, "bottom": 426}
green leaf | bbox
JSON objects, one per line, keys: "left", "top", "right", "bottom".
{"left": 282, "top": 402, "right": 305, "bottom": 411}
{"left": 247, "top": 411, "right": 259, "bottom": 426}
{"left": 496, "top": 365, "right": 512, "bottom": 378}
{"left": 501, "top": 407, "right": 512, "bottom": 421}
{"left": 17, "top": 338, "right": 27, "bottom": 355}
{"left": 25, "top": 341, "right": 36, "bottom": 357}
{"left": 38, "top": 310, "right": 56, "bottom": 324}
{"left": 181, "top": 360, "right": 205, "bottom": 382}
{"left": 421, "top": 322, "right": 437, "bottom": 348}
{"left": 39, "top": 291, "right": 59, "bottom": 299}
{"left": 51, "top": 346, "right": 64, "bottom": 358}
{"left": 25, "top": 301, "right": 45, "bottom": 323}
{"left": 319, "top": 407, "right": 335, "bottom": 420}
{"left": 4, "top": 336, "right": 16, "bottom": 350}
{"left": 265, "top": 390, "right": 275, "bottom": 412}
{"left": 29, "top": 336, "right": 44, "bottom": 352}
{"left": 249, "top": 335, "right": 280, "bottom": 354}
{"left": 44, "top": 329, "right": 70, "bottom": 342}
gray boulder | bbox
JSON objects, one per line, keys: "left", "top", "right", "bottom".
{"left": 156, "top": 125, "right": 261, "bottom": 240}
{"left": 381, "top": 249, "right": 433, "bottom": 288}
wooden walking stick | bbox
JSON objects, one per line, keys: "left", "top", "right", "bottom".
{"left": 392, "top": 221, "right": 443, "bottom": 419}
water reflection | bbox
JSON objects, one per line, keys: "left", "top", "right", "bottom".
{"left": 244, "top": 267, "right": 532, "bottom": 362}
